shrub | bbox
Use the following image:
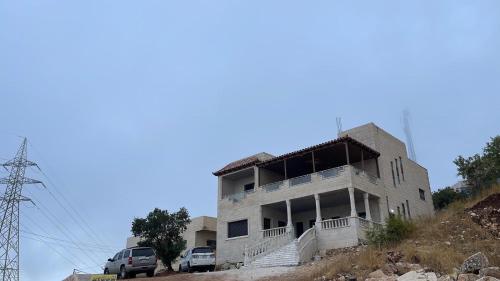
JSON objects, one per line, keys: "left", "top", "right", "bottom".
{"left": 367, "top": 216, "right": 415, "bottom": 248}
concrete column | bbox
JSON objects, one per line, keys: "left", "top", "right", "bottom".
{"left": 286, "top": 199, "right": 292, "bottom": 232}
{"left": 363, "top": 193, "right": 372, "bottom": 221}
{"left": 379, "top": 199, "right": 385, "bottom": 223}
{"left": 253, "top": 166, "right": 260, "bottom": 187}
{"left": 344, "top": 142, "right": 350, "bottom": 165}
{"left": 258, "top": 205, "right": 263, "bottom": 231}
{"left": 314, "top": 193, "right": 322, "bottom": 223}
{"left": 348, "top": 187, "right": 357, "bottom": 217}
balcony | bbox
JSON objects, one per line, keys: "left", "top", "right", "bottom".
{"left": 259, "top": 165, "right": 378, "bottom": 193}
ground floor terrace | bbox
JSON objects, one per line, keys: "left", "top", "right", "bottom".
{"left": 260, "top": 187, "right": 383, "bottom": 240}
{"left": 217, "top": 187, "right": 385, "bottom": 266}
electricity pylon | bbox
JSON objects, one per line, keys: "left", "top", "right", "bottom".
{"left": 0, "top": 138, "right": 43, "bottom": 281}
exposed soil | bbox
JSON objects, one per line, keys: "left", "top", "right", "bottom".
{"left": 466, "top": 193, "right": 500, "bottom": 238}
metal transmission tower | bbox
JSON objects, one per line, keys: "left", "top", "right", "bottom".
{"left": 402, "top": 110, "right": 417, "bottom": 162}
{"left": 336, "top": 117, "right": 343, "bottom": 137}
{"left": 0, "top": 138, "right": 43, "bottom": 281}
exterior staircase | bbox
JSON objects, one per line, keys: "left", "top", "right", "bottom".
{"left": 244, "top": 227, "right": 318, "bottom": 268}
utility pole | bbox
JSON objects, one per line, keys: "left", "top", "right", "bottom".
{"left": 0, "top": 138, "right": 43, "bottom": 281}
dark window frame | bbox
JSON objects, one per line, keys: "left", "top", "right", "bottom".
{"left": 244, "top": 182, "right": 255, "bottom": 192}
{"left": 419, "top": 189, "right": 426, "bottom": 201}
{"left": 399, "top": 156, "right": 405, "bottom": 181}
{"left": 406, "top": 200, "right": 411, "bottom": 219}
{"left": 263, "top": 218, "right": 271, "bottom": 230}
{"left": 390, "top": 161, "right": 396, "bottom": 187}
{"left": 395, "top": 158, "right": 401, "bottom": 184}
{"left": 227, "top": 219, "right": 248, "bottom": 238}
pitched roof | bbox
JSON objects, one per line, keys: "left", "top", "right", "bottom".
{"left": 212, "top": 152, "right": 274, "bottom": 176}
{"left": 256, "top": 135, "right": 380, "bottom": 167}
{"left": 213, "top": 136, "right": 380, "bottom": 177}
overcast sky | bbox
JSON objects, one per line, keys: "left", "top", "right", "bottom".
{"left": 1, "top": 1, "right": 499, "bottom": 280}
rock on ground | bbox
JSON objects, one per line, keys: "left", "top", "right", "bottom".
{"left": 480, "top": 267, "right": 500, "bottom": 279}
{"left": 461, "top": 252, "right": 490, "bottom": 273}
{"left": 397, "top": 271, "right": 437, "bottom": 281}
{"left": 457, "top": 273, "right": 480, "bottom": 281}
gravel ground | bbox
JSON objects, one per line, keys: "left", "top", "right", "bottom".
{"left": 133, "top": 266, "right": 293, "bottom": 281}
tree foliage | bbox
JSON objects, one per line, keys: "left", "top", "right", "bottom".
{"left": 454, "top": 136, "right": 500, "bottom": 189}
{"left": 432, "top": 187, "right": 466, "bottom": 210}
{"left": 131, "top": 207, "right": 190, "bottom": 271}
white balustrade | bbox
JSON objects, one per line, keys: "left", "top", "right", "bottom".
{"left": 321, "top": 217, "right": 350, "bottom": 229}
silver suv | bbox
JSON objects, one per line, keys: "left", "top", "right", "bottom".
{"left": 104, "top": 247, "right": 157, "bottom": 279}
{"left": 179, "top": 247, "right": 216, "bottom": 272}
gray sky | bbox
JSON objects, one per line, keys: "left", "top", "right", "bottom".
{"left": 1, "top": 0, "right": 499, "bottom": 280}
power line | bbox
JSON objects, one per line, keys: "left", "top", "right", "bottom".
{"left": 20, "top": 230, "right": 114, "bottom": 252}
{"left": 20, "top": 221, "right": 94, "bottom": 270}
{"left": 26, "top": 142, "right": 116, "bottom": 248}
{"left": 22, "top": 190, "right": 105, "bottom": 270}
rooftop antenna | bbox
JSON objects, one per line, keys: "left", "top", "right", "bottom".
{"left": 402, "top": 110, "right": 417, "bottom": 162}
{"left": 336, "top": 117, "right": 343, "bottom": 137}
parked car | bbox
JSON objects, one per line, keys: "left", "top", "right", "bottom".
{"left": 104, "top": 247, "right": 157, "bottom": 279}
{"left": 178, "top": 247, "right": 216, "bottom": 272}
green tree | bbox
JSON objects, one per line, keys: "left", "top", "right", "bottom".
{"left": 454, "top": 136, "right": 500, "bottom": 189}
{"left": 131, "top": 207, "right": 190, "bottom": 271}
{"left": 432, "top": 187, "right": 466, "bottom": 210}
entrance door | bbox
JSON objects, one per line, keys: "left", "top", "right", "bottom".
{"left": 295, "top": 222, "right": 304, "bottom": 238}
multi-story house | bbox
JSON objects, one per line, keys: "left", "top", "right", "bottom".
{"left": 213, "top": 123, "right": 435, "bottom": 267}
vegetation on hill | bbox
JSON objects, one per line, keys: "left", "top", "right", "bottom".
{"left": 454, "top": 135, "right": 500, "bottom": 189}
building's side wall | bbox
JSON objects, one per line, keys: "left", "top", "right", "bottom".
{"left": 343, "top": 123, "right": 435, "bottom": 219}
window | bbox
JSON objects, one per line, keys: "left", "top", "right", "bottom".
{"left": 122, "top": 250, "right": 130, "bottom": 259}
{"left": 395, "top": 158, "right": 400, "bottom": 184}
{"left": 263, "top": 218, "right": 271, "bottom": 230}
{"left": 402, "top": 203, "right": 406, "bottom": 219}
{"left": 207, "top": 240, "right": 216, "bottom": 248}
{"left": 419, "top": 189, "right": 426, "bottom": 200}
{"left": 406, "top": 200, "right": 411, "bottom": 219}
{"left": 399, "top": 157, "right": 405, "bottom": 181}
{"left": 112, "top": 252, "right": 121, "bottom": 261}
{"left": 397, "top": 206, "right": 401, "bottom": 216}
{"left": 244, "top": 183, "right": 255, "bottom": 192}
{"left": 132, "top": 248, "right": 155, "bottom": 257}
{"left": 278, "top": 220, "right": 286, "bottom": 227}
{"left": 228, "top": 219, "right": 248, "bottom": 238}
{"left": 386, "top": 196, "right": 390, "bottom": 214}
{"left": 309, "top": 219, "right": 315, "bottom": 228}
{"left": 390, "top": 161, "right": 396, "bottom": 187}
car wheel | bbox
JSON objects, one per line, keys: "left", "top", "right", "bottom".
{"left": 120, "top": 265, "right": 127, "bottom": 279}
{"left": 178, "top": 264, "right": 182, "bottom": 272}
{"left": 187, "top": 262, "right": 193, "bottom": 273}
{"left": 104, "top": 268, "right": 109, "bottom": 274}
{"left": 146, "top": 270, "right": 154, "bottom": 277}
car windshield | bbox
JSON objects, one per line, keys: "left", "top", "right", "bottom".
{"left": 192, "top": 247, "right": 214, "bottom": 254}
{"left": 132, "top": 248, "right": 155, "bottom": 257}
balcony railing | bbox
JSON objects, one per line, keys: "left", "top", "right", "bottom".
{"left": 318, "top": 166, "right": 346, "bottom": 179}
{"left": 259, "top": 165, "right": 348, "bottom": 193}
{"left": 262, "top": 181, "right": 284, "bottom": 192}
{"left": 261, "top": 226, "right": 287, "bottom": 238}
{"left": 289, "top": 174, "right": 312, "bottom": 186}
{"left": 321, "top": 217, "right": 350, "bottom": 229}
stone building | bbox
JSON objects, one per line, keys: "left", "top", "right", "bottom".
{"left": 213, "top": 123, "right": 435, "bottom": 267}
